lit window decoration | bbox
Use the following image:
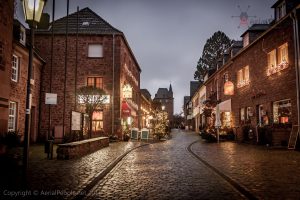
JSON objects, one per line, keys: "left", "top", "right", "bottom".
{"left": 122, "top": 84, "right": 133, "bottom": 99}
{"left": 237, "top": 79, "right": 250, "bottom": 88}
{"left": 267, "top": 60, "right": 289, "bottom": 76}
{"left": 224, "top": 81, "right": 234, "bottom": 95}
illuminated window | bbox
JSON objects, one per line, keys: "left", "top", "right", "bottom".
{"left": 246, "top": 107, "right": 252, "bottom": 120}
{"left": 237, "top": 65, "right": 249, "bottom": 88}
{"left": 92, "top": 111, "right": 103, "bottom": 131}
{"left": 8, "top": 101, "right": 17, "bottom": 132}
{"left": 12, "top": 55, "right": 19, "bottom": 82}
{"left": 240, "top": 107, "right": 245, "bottom": 122}
{"left": 268, "top": 49, "right": 277, "bottom": 69}
{"left": 278, "top": 43, "right": 288, "bottom": 63}
{"left": 273, "top": 99, "right": 291, "bottom": 124}
{"left": 267, "top": 45, "right": 289, "bottom": 76}
{"left": 88, "top": 44, "right": 103, "bottom": 58}
{"left": 87, "top": 77, "right": 103, "bottom": 89}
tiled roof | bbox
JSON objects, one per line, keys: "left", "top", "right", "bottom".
{"left": 190, "top": 81, "right": 200, "bottom": 97}
{"left": 241, "top": 24, "right": 270, "bottom": 37}
{"left": 140, "top": 89, "right": 152, "bottom": 100}
{"left": 36, "top": 7, "right": 122, "bottom": 35}
{"left": 154, "top": 88, "right": 171, "bottom": 99}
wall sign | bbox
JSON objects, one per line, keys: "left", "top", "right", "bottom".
{"left": 122, "top": 84, "right": 133, "bottom": 99}
{"left": 45, "top": 93, "right": 57, "bottom": 105}
{"left": 71, "top": 111, "right": 82, "bottom": 131}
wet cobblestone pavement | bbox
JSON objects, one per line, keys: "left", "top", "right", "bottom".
{"left": 191, "top": 138, "right": 300, "bottom": 200}
{"left": 27, "top": 141, "right": 145, "bottom": 199}
{"left": 86, "top": 130, "right": 244, "bottom": 200}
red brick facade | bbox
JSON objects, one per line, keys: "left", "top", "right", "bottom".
{"left": 203, "top": 11, "right": 299, "bottom": 145}
{"left": 0, "top": 0, "right": 14, "bottom": 133}
{"left": 35, "top": 9, "right": 141, "bottom": 140}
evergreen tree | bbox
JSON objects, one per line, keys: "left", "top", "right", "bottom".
{"left": 194, "top": 31, "right": 233, "bottom": 82}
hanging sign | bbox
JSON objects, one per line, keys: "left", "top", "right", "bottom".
{"left": 122, "top": 84, "right": 132, "bottom": 99}
{"left": 224, "top": 81, "right": 234, "bottom": 96}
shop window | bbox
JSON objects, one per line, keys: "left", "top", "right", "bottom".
{"left": 237, "top": 65, "right": 249, "bottom": 88}
{"left": 278, "top": 43, "right": 288, "bottom": 64}
{"left": 273, "top": 99, "right": 291, "bottom": 124}
{"left": 8, "top": 101, "right": 17, "bottom": 132}
{"left": 92, "top": 111, "right": 103, "bottom": 131}
{"left": 12, "top": 55, "right": 19, "bottom": 82}
{"left": 246, "top": 107, "right": 252, "bottom": 120}
{"left": 87, "top": 77, "right": 103, "bottom": 89}
{"left": 240, "top": 107, "right": 245, "bottom": 122}
{"left": 88, "top": 44, "right": 103, "bottom": 58}
{"left": 222, "top": 112, "right": 231, "bottom": 127}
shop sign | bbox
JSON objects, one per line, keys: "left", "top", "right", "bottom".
{"left": 224, "top": 81, "right": 234, "bottom": 95}
{"left": 122, "top": 84, "right": 132, "bottom": 99}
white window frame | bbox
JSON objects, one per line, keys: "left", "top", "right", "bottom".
{"left": 278, "top": 43, "right": 288, "bottom": 63}
{"left": 12, "top": 55, "right": 19, "bottom": 82}
{"left": 88, "top": 44, "right": 103, "bottom": 58}
{"left": 8, "top": 101, "right": 17, "bottom": 132}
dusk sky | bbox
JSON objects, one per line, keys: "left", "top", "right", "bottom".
{"left": 16, "top": 0, "right": 275, "bottom": 114}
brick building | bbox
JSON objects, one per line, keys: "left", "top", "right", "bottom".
{"left": 0, "top": 0, "right": 14, "bottom": 134}
{"left": 0, "top": 0, "right": 45, "bottom": 143}
{"left": 153, "top": 84, "right": 174, "bottom": 125}
{"left": 35, "top": 8, "right": 141, "bottom": 140}
{"left": 140, "top": 89, "right": 152, "bottom": 128}
{"left": 201, "top": 0, "right": 300, "bottom": 146}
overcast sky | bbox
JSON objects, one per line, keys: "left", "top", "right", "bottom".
{"left": 16, "top": 0, "right": 275, "bottom": 114}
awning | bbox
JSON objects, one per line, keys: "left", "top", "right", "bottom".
{"left": 218, "top": 99, "right": 231, "bottom": 112}
{"left": 121, "top": 101, "right": 131, "bottom": 117}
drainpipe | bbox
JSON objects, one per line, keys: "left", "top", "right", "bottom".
{"left": 112, "top": 34, "right": 115, "bottom": 137}
{"left": 291, "top": 10, "right": 300, "bottom": 131}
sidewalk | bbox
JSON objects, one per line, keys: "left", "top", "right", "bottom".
{"left": 1, "top": 140, "right": 148, "bottom": 199}
{"left": 190, "top": 139, "right": 300, "bottom": 199}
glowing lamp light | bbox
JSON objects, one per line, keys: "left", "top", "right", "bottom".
{"left": 22, "top": 0, "right": 46, "bottom": 27}
{"left": 224, "top": 81, "right": 234, "bottom": 95}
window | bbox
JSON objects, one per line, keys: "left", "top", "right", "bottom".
{"left": 88, "top": 44, "right": 103, "bottom": 58}
{"left": 12, "top": 55, "right": 19, "bottom": 82}
{"left": 20, "top": 26, "right": 26, "bottom": 45}
{"left": 268, "top": 49, "right": 277, "bottom": 69}
{"left": 8, "top": 101, "right": 17, "bottom": 132}
{"left": 92, "top": 111, "right": 103, "bottom": 131}
{"left": 87, "top": 77, "right": 103, "bottom": 89}
{"left": 240, "top": 107, "right": 245, "bottom": 122}
{"left": 223, "top": 72, "right": 229, "bottom": 83}
{"left": 246, "top": 107, "right": 252, "bottom": 120}
{"left": 237, "top": 65, "right": 249, "bottom": 88}
{"left": 278, "top": 43, "right": 288, "bottom": 63}
{"left": 273, "top": 99, "right": 291, "bottom": 124}
{"left": 276, "top": 2, "right": 286, "bottom": 21}
{"left": 267, "top": 45, "right": 289, "bottom": 76}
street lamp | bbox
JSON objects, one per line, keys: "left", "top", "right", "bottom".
{"left": 21, "top": 0, "right": 46, "bottom": 185}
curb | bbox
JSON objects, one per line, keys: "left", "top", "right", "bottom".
{"left": 72, "top": 143, "right": 150, "bottom": 200}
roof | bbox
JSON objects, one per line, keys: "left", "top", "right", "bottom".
{"left": 240, "top": 24, "right": 270, "bottom": 37}
{"left": 140, "top": 89, "right": 152, "bottom": 101}
{"left": 154, "top": 88, "right": 172, "bottom": 99}
{"left": 271, "top": 0, "right": 285, "bottom": 8}
{"left": 232, "top": 40, "right": 243, "bottom": 48}
{"left": 184, "top": 96, "right": 190, "bottom": 106}
{"left": 190, "top": 81, "right": 201, "bottom": 97}
{"left": 36, "top": 7, "right": 122, "bottom": 35}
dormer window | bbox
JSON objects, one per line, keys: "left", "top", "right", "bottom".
{"left": 20, "top": 26, "right": 26, "bottom": 45}
{"left": 243, "top": 33, "right": 249, "bottom": 47}
{"left": 276, "top": 1, "right": 286, "bottom": 21}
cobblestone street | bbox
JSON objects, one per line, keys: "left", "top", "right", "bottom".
{"left": 86, "top": 130, "right": 244, "bottom": 200}
{"left": 86, "top": 130, "right": 300, "bottom": 200}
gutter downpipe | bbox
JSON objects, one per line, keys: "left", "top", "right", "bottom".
{"left": 112, "top": 34, "right": 115, "bottom": 138}
{"left": 291, "top": 9, "right": 300, "bottom": 133}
